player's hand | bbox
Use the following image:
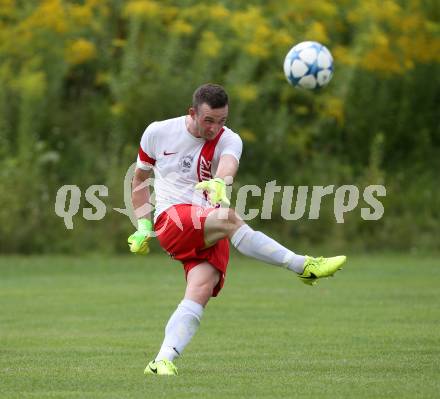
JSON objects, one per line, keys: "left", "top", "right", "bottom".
{"left": 128, "top": 218, "right": 153, "bottom": 255}
{"left": 195, "top": 177, "right": 230, "bottom": 206}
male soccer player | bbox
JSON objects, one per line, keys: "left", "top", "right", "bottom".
{"left": 128, "top": 83, "right": 346, "bottom": 376}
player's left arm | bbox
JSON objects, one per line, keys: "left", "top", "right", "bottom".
{"left": 195, "top": 134, "right": 242, "bottom": 206}
{"left": 195, "top": 156, "right": 236, "bottom": 206}
{"left": 215, "top": 154, "right": 239, "bottom": 182}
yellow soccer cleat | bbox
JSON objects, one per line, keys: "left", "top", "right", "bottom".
{"left": 144, "top": 360, "right": 178, "bottom": 376}
{"left": 298, "top": 255, "right": 347, "bottom": 286}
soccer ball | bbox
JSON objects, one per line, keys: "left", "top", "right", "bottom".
{"left": 283, "top": 41, "right": 334, "bottom": 90}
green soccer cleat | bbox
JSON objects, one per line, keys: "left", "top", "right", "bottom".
{"left": 298, "top": 255, "right": 347, "bottom": 286}
{"left": 144, "top": 360, "right": 178, "bottom": 376}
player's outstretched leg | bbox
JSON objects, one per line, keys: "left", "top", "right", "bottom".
{"left": 204, "top": 208, "right": 347, "bottom": 286}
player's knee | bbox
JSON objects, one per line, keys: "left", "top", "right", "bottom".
{"left": 205, "top": 208, "right": 243, "bottom": 241}
{"left": 213, "top": 208, "right": 243, "bottom": 238}
{"left": 225, "top": 208, "right": 244, "bottom": 234}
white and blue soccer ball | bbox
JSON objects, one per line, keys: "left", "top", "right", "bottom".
{"left": 283, "top": 41, "right": 334, "bottom": 90}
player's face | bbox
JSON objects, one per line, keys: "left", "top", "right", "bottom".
{"left": 191, "top": 103, "right": 228, "bottom": 140}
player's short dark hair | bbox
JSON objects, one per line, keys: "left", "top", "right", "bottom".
{"left": 192, "top": 83, "right": 228, "bottom": 110}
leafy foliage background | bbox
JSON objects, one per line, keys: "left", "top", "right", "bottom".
{"left": 0, "top": 0, "right": 439, "bottom": 253}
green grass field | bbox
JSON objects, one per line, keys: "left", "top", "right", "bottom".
{"left": 1, "top": 254, "right": 439, "bottom": 398}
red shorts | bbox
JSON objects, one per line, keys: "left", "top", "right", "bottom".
{"left": 154, "top": 204, "right": 230, "bottom": 297}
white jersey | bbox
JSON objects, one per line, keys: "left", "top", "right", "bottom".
{"left": 136, "top": 116, "right": 243, "bottom": 222}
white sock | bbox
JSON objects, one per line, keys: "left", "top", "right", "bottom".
{"left": 155, "top": 299, "right": 204, "bottom": 362}
{"left": 231, "top": 224, "right": 306, "bottom": 274}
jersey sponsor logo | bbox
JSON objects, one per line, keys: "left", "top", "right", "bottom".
{"left": 196, "top": 128, "right": 225, "bottom": 182}
{"left": 199, "top": 156, "right": 212, "bottom": 181}
{"left": 163, "top": 151, "right": 178, "bottom": 156}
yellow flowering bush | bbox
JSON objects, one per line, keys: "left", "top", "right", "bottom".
{"left": 124, "top": 0, "right": 161, "bottom": 19}
{"left": 199, "top": 31, "right": 222, "bottom": 58}
{"left": 65, "top": 39, "right": 97, "bottom": 65}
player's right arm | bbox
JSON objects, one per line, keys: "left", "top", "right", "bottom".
{"left": 128, "top": 123, "right": 157, "bottom": 255}
{"left": 132, "top": 167, "right": 153, "bottom": 220}
{"left": 128, "top": 167, "right": 154, "bottom": 255}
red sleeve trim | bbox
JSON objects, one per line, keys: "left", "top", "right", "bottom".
{"left": 138, "top": 147, "right": 156, "bottom": 166}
